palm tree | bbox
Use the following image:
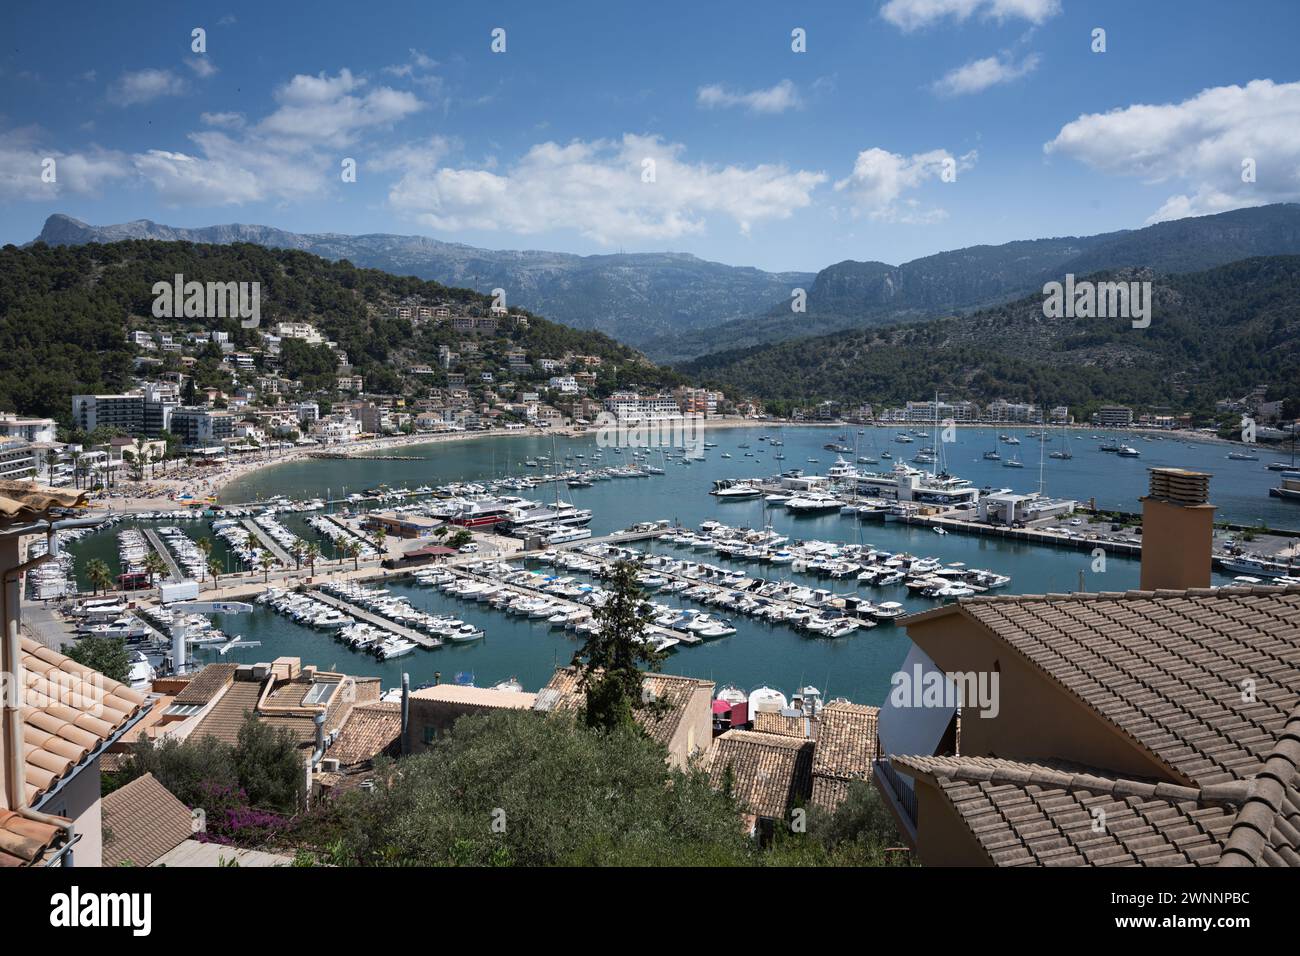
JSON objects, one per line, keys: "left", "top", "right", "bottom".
{"left": 208, "top": 556, "right": 223, "bottom": 585}
{"left": 139, "top": 448, "right": 152, "bottom": 482}
{"left": 44, "top": 448, "right": 59, "bottom": 483}
{"left": 70, "top": 451, "right": 82, "bottom": 490}
{"left": 196, "top": 537, "right": 213, "bottom": 580}
{"left": 373, "top": 525, "right": 387, "bottom": 554}
{"left": 259, "top": 549, "right": 274, "bottom": 582}
{"left": 345, "top": 538, "right": 361, "bottom": 571}
{"left": 305, "top": 541, "right": 320, "bottom": 577}
{"left": 290, "top": 543, "right": 304, "bottom": 571}
{"left": 85, "top": 558, "right": 113, "bottom": 596}
{"left": 143, "top": 551, "right": 168, "bottom": 588}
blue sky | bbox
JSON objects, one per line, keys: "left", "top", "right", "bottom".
{"left": 3, "top": 0, "right": 1298, "bottom": 272}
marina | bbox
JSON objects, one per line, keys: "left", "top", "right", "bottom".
{"left": 45, "top": 424, "right": 1297, "bottom": 703}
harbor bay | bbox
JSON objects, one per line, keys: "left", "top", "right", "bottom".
{"left": 56, "top": 423, "right": 1280, "bottom": 706}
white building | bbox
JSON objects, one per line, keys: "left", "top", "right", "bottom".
{"left": 0, "top": 413, "right": 57, "bottom": 445}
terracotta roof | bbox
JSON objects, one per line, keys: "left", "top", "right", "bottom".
{"left": 151, "top": 840, "right": 292, "bottom": 867}
{"left": 703, "top": 730, "right": 814, "bottom": 821}
{"left": 810, "top": 703, "right": 880, "bottom": 812}
{"left": 190, "top": 674, "right": 357, "bottom": 747}
{"left": 902, "top": 586, "right": 1300, "bottom": 786}
{"left": 0, "top": 809, "right": 70, "bottom": 867}
{"left": 188, "top": 680, "right": 263, "bottom": 746}
{"left": 326, "top": 702, "right": 402, "bottom": 766}
{"left": 411, "top": 684, "right": 538, "bottom": 711}
{"left": 894, "top": 754, "right": 1246, "bottom": 866}
{"left": 1218, "top": 704, "right": 1300, "bottom": 867}
{"left": 752, "top": 711, "right": 811, "bottom": 738}
{"left": 537, "top": 668, "right": 711, "bottom": 748}
{"left": 0, "top": 481, "right": 85, "bottom": 522}
{"left": 19, "top": 636, "right": 150, "bottom": 807}
{"left": 171, "top": 663, "right": 239, "bottom": 706}
{"left": 101, "top": 773, "right": 193, "bottom": 867}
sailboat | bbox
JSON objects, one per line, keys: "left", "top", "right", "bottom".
{"left": 1049, "top": 419, "right": 1073, "bottom": 459}
{"left": 1002, "top": 453, "right": 1025, "bottom": 468}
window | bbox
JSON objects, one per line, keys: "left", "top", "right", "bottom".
{"left": 423, "top": 725, "right": 437, "bottom": 744}
{"left": 302, "top": 681, "right": 339, "bottom": 706}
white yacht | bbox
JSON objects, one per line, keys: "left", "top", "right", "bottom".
{"left": 784, "top": 491, "right": 843, "bottom": 514}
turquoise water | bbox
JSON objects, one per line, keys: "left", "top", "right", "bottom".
{"left": 70, "top": 425, "right": 1280, "bottom": 706}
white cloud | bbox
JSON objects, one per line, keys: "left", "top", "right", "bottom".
{"left": 108, "top": 68, "right": 187, "bottom": 106}
{"left": 0, "top": 126, "right": 130, "bottom": 200}
{"left": 387, "top": 134, "right": 827, "bottom": 242}
{"left": 882, "top": 0, "right": 1061, "bottom": 32}
{"left": 187, "top": 57, "right": 218, "bottom": 78}
{"left": 931, "top": 52, "right": 1040, "bottom": 96}
{"left": 834, "top": 146, "right": 977, "bottom": 222}
{"left": 200, "top": 111, "right": 245, "bottom": 129}
{"left": 256, "top": 68, "right": 423, "bottom": 148}
{"left": 132, "top": 147, "right": 264, "bottom": 205}
{"left": 1044, "top": 78, "right": 1300, "bottom": 223}
{"left": 132, "top": 68, "right": 424, "bottom": 205}
{"left": 697, "top": 79, "right": 803, "bottom": 114}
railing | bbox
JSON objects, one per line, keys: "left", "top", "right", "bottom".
{"left": 875, "top": 758, "right": 918, "bottom": 829}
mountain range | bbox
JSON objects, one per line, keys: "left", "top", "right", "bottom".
{"left": 29, "top": 204, "right": 1300, "bottom": 364}
{"left": 31, "top": 214, "right": 812, "bottom": 351}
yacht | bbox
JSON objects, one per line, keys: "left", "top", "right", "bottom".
{"left": 710, "top": 479, "right": 764, "bottom": 500}
{"left": 1226, "top": 451, "right": 1259, "bottom": 461}
{"left": 1117, "top": 445, "right": 1141, "bottom": 458}
{"left": 784, "top": 491, "right": 843, "bottom": 514}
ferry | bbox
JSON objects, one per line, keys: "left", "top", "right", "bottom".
{"left": 1219, "top": 554, "right": 1294, "bottom": 577}
{"left": 1269, "top": 471, "right": 1300, "bottom": 501}
{"left": 505, "top": 501, "right": 594, "bottom": 530}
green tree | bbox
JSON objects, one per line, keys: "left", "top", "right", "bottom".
{"left": 85, "top": 557, "right": 113, "bottom": 595}
{"left": 570, "top": 559, "right": 665, "bottom": 733}
{"left": 143, "top": 550, "right": 168, "bottom": 588}
{"left": 233, "top": 715, "right": 306, "bottom": 813}
{"left": 316, "top": 710, "right": 748, "bottom": 866}
{"left": 447, "top": 528, "right": 473, "bottom": 550}
{"left": 117, "top": 733, "right": 239, "bottom": 808}
{"left": 65, "top": 635, "right": 131, "bottom": 683}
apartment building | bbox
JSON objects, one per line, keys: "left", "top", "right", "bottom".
{"left": 168, "top": 406, "right": 235, "bottom": 449}
{"left": 1092, "top": 405, "right": 1135, "bottom": 427}
{"left": 603, "top": 391, "right": 682, "bottom": 421}
{"left": 0, "top": 413, "right": 56, "bottom": 444}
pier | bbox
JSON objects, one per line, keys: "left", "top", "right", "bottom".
{"left": 239, "top": 518, "right": 295, "bottom": 566}
{"left": 308, "top": 590, "right": 441, "bottom": 648}
{"left": 141, "top": 528, "right": 183, "bottom": 582}
{"left": 445, "top": 565, "right": 701, "bottom": 645}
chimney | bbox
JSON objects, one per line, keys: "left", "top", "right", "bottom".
{"left": 1140, "top": 468, "right": 1215, "bottom": 590}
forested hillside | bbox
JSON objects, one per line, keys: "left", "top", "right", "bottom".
{"left": 680, "top": 257, "right": 1300, "bottom": 418}
{"left": 0, "top": 240, "right": 676, "bottom": 423}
